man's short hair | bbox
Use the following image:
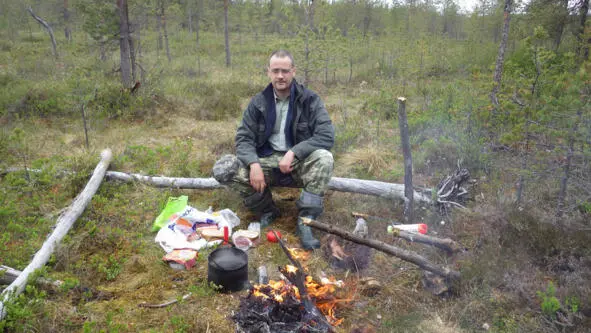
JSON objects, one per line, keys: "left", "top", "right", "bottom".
{"left": 269, "top": 50, "right": 295, "bottom": 68}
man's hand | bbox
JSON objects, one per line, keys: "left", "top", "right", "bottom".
{"left": 249, "top": 163, "right": 266, "bottom": 193}
{"left": 278, "top": 150, "right": 295, "bottom": 174}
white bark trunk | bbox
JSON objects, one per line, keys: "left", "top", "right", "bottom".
{"left": 0, "top": 149, "right": 112, "bottom": 320}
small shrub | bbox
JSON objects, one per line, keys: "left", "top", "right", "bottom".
{"left": 536, "top": 281, "right": 561, "bottom": 319}
{"left": 11, "top": 88, "right": 65, "bottom": 117}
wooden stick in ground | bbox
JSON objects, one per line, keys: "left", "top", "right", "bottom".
{"left": 397, "top": 97, "right": 414, "bottom": 224}
{"left": 301, "top": 218, "right": 461, "bottom": 280}
{"left": 0, "top": 149, "right": 113, "bottom": 320}
{"left": 351, "top": 213, "right": 464, "bottom": 254}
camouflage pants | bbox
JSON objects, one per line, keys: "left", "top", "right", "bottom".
{"left": 214, "top": 149, "right": 334, "bottom": 199}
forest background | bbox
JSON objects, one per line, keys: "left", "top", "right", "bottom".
{"left": 0, "top": 0, "right": 590, "bottom": 332}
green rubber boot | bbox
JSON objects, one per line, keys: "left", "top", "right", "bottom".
{"left": 297, "top": 216, "right": 321, "bottom": 249}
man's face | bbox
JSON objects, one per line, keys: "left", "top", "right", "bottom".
{"left": 268, "top": 56, "right": 295, "bottom": 95}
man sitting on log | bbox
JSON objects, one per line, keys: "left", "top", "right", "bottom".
{"left": 213, "top": 50, "right": 334, "bottom": 250}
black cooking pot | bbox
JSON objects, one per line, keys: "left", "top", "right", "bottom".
{"left": 207, "top": 246, "right": 248, "bottom": 292}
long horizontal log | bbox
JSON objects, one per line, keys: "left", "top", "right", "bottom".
{"left": 0, "top": 149, "right": 113, "bottom": 320}
{"left": 105, "top": 171, "right": 224, "bottom": 189}
{"left": 301, "top": 218, "right": 460, "bottom": 280}
{"left": 105, "top": 171, "right": 432, "bottom": 204}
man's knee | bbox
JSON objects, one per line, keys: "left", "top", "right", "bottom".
{"left": 212, "top": 154, "right": 241, "bottom": 183}
{"left": 307, "top": 149, "right": 334, "bottom": 169}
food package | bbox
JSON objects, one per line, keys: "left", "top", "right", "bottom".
{"left": 163, "top": 249, "right": 198, "bottom": 270}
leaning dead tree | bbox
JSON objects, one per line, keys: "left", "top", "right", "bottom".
{"left": 27, "top": 6, "right": 58, "bottom": 58}
{"left": 105, "top": 171, "right": 433, "bottom": 204}
{"left": 302, "top": 218, "right": 461, "bottom": 280}
{"left": 0, "top": 149, "right": 113, "bottom": 320}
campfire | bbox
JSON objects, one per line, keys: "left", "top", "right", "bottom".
{"left": 234, "top": 244, "right": 348, "bottom": 333}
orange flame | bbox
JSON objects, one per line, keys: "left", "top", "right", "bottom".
{"left": 252, "top": 267, "right": 346, "bottom": 326}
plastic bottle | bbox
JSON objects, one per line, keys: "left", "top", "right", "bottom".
{"left": 258, "top": 265, "right": 269, "bottom": 284}
{"left": 387, "top": 223, "right": 428, "bottom": 234}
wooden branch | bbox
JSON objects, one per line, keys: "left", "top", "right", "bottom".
{"left": 138, "top": 293, "right": 191, "bottom": 308}
{"left": 0, "top": 149, "right": 112, "bottom": 320}
{"left": 26, "top": 6, "right": 58, "bottom": 57}
{"left": 275, "top": 231, "right": 333, "bottom": 331}
{"left": 301, "top": 218, "right": 460, "bottom": 280}
{"left": 105, "top": 171, "right": 432, "bottom": 204}
{"left": 388, "top": 225, "right": 465, "bottom": 254}
{"left": 0, "top": 265, "right": 63, "bottom": 289}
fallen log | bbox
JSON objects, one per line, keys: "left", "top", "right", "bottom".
{"left": 301, "top": 218, "right": 460, "bottom": 280}
{"left": 1, "top": 265, "right": 63, "bottom": 289}
{"left": 105, "top": 171, "right": 432, "bottom": 204}
{"left": 105, "top": 171, "right": 224, "bottom": 189}
{"left": 0, "top": 149, "right": 113, "bottom": 320}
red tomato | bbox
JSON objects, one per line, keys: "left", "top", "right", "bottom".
{"left": 266, "top": 230, "right": 282, "bottom": 243}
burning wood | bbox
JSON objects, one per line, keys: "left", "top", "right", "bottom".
{"left": 234, "top": 233, "right": 344, "bottom": 332}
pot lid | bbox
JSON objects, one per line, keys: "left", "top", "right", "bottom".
{"left": 209, "top": 247, "right": 247, "bottom": 271}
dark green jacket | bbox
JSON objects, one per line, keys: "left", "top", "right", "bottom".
{"left": 236, "top": 81, "right": 334, "bottom": 166}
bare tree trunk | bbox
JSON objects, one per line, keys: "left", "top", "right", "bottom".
{"left": 188, "top": 5, "right": 193, "bottom": 33}
{"left": 324, "top": 54, "right": 329, "bottom": 84}
{"left": 553, "top": 0, "right": 568, "bottom": 50}
{"left": 63, "top": 0, "right": 71, "bottom": 42}
{"left": 577, "top": 0, "right": 590, "bottom": 59}
{"left": 117, "top": 0, "right": 132, "bottom": 87}
{"left": 195, "top": 0, "right": 202, "bottom": 48}
{"left": 0, "top": 150, "right": 113, "bottom": 320}
{"left": 26, "top": 6, "right": 58, "bottom": 58}
{"left": 362, "top": 1, "right": 372, "bottom": 39}
{"left": 129, "top": 23, "right": 137, "bottom": 83}
{"left": 224, "top": 0, "right": 231, "bottom": 67}
{"left": 490, "top": 0, "right": 512, "bottom": 106}
{"left": 556, "top": 110, "right": 582, "bottom": 218}
{"left": 397, "top": 97, "right": 414, "bottom": 223}
{"left": 348, "top": 57, "right": 353, "bottom": 83}
{"left": 303, "top": 2, "right": 312, "bottom": 87}
{"left": 99, "top": 39, "right": 107, "bottom": 61}
{"left": 81, "top": 104, "right": 89, "bottom": 149}
{"left": 137, "top": 20, "right": 145, "bottom": 83}
{"left": 160, "top": 1, "right": 172, "bottom": 63}
{"left": 516, "top": 46, "right": 541, "bottom": 204}
{"left": 156, "top": 12, "right": 163, "bottom": 52}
